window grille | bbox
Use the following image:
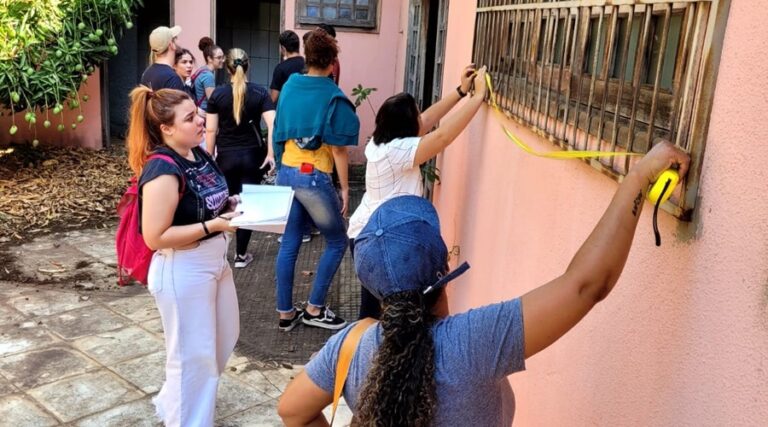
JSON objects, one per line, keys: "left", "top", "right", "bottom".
{"left": 297, "top": 0, "right": 378, "bottom": 29}
{"left": 473, "top": 0, "right": 730, "bottom": 219}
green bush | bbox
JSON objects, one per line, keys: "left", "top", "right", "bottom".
{"left": 0, "top": 0, "right": 141, "bottom": 134}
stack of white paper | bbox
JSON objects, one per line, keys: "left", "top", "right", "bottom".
{"left": 229, "top": 185, "right": 294, "bottom": 233}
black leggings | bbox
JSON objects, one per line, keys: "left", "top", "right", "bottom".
{"left": 217, "top": 147, "right": 268, "bottom": 256}
{"left": 349, "top": 238, "right": 381, "bottom": 319}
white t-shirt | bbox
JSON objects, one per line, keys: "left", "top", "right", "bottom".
{"left": 348, "top": 137, "right": 423, "bottom": 238}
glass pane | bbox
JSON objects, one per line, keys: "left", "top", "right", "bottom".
{"left": 306, "top": 6, "right": 320, "bottom": 17}
{"left": 355, "top": 9, "right": 369, "bottom": 20}
{"left": 322, "top": 0, "right": 336, "bottom": 3}
{"left": 357, "top": 0, "right": 369, "bottom": 5}
{"left": 339, "top": 7, "right": 352, "bottom": 19}
{"left": 323, "top": 7, "right": 338, "bottom": 19}
{"left": 340, "top": 0, "right": 352, "bottom": 4}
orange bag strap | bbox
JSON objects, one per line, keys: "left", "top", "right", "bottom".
{"left": 330, "top": 317, "right": 378, "bottom": 426}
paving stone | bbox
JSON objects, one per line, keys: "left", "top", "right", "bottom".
{"left": 73, "top": 326, "right": 164, "bottom": 366}
{"left": 105, "top": 295, "right": 158, "bottom": 322}
{"left": 70, "top": 233, "right": 118, "bottom": 266}
{"left": 0, "top": 346, "right": 98, "bottom": 389}
{"left": 216, "top": 402, "right": 282, "bottom": 427}
{"left": 0, "top": 394, "right": 59, "bottom": 427}
{"left": 42, "top": 305, "right": 128, "bottom": 340}
{"left": 0, "top": 376, "right": 16, "bottom": 397}
{"left": 225, "top": 364, "right": 283, "bottom": 399}
{"left": 0, "top": 282, "right": 27, "bottom": 298}
{"left": 8, "top": 290, "right": 93, "bottom": 317}
{"left": 0, "top": 301, "right": 26, "bottom": 326}
{"left": 140, "top": 317, "right": 164, "bottom": 335}
{"left": 260, "top": 367, "right": 298, "bottom": 393}
{"left": 216, "top": 375, "right": 273, "bottom": 419}
{"left": 27, "top": 370, "right": 143, "bottom": 422}
{"left": 0, "top": 322, "right": 57, "bottom": 356}
{"left": 111, "top": 351, "right": 166, "bottom": 394}
{"left": 73, "top": 396, "right": 160, "bottom": 427}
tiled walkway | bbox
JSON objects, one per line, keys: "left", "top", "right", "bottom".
{"left": 0, "top": 182, "right": 365, "bottom": 426}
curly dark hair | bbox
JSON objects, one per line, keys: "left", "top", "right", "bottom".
{"left": 198, "top": 36, "right": 221, "bottom": 63}
{"left": 355, "top": 290, "right": 439, "bottom": 427}
{"left": 304, "top": 29, "right": 338, "bottom": 70}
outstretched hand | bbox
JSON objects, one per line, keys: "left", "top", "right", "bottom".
{"left": 635, "top": 141, "right": 690, "bottom": 186}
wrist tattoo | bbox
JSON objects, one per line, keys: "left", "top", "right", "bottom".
{"left": 632, "top": 191, "right": 643, "bottom": 217}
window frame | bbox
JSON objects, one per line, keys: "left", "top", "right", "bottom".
{"left": 473, "top": 0, "right": 731, "bottom": 220}
{"left": 296, "top": 0, "right": 379, "bottom": 31}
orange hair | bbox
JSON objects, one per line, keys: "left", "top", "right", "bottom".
{"left": 126, "top": 86, "right": 191, "bottom": 175}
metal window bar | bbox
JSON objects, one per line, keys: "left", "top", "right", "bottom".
{"left": 472, "top": 0, "right": 730, "bottom": 220}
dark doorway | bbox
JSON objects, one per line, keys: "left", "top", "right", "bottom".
{"left": 404, "top": 0, "right": 449, "bottom": 111}
{"left": 216, "top": 0, "right": 281, "bottom": 88}
{"left": 104, "top": 1, "right": 172, "bottom": 138}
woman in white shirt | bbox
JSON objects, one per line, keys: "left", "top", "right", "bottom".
{"left": 348, "top": 64, "right": 488, "bottom": 319}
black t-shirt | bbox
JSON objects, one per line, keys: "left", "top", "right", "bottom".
{"left": 270, "top": 56, "right": 306, "bottom": 91}
{"left": 140, "top": 63, "right": 186, "bottom": 91}
{"left": 206, "top": 82, "right": 275, "bottom": 152}
{"left": 138, "top": 147, "right": 229, "bottom": 240}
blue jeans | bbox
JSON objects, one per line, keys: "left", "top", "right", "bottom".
{"left": 275, "top": 166, "right": 348, "bottom": 312}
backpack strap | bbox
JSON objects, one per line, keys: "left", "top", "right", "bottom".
{"left": 330, "top": 317, "right": 378, "bottom": 426}
{"left": 190, "top": 68, "right": 211, "bottom": 107}
{"left": 147, "top": 153, "right": 186, "bottom": 194}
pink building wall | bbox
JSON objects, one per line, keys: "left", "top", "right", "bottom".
{"left": 434, "top": 1, "right": 768, "bottom": 425}
{"left": 283, "top": 0, "right": 406, "bottom": 164}
{"left": 0, "top": 70, "right": 104, "bottom": 149}
{"left": 173, "top": 0, "right": 212, "bottom": 57}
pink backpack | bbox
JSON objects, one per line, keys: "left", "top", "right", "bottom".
{"left": 115, "top": 154, "right": 185, "bottom": 286}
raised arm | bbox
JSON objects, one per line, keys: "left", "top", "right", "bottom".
{"left": 521, "top": 141, "right": 690, "bottom": 358}
{"left": 418, "top": 64, "right": 477, "bottom": 135}
{"left": 412, "top": 66, "right": 488, "bottom": 166}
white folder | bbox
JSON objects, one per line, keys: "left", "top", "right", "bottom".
{"left": 229, "top": 184, "right": 294, "bottom": 234}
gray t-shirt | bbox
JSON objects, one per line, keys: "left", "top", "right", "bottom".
{"left": 305, "top": 298, "right": 526, "bottom": 426}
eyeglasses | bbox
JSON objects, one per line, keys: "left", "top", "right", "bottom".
{"left": 213, "top": 55, "right": 225, "bottom": 60}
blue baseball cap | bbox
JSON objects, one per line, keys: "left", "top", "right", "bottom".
{"left": 353, "top": 196, "right": 470, "bottom": 300}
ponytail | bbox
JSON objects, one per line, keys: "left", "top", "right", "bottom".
{"left": 127, "top": 86, "right": 155, "bottom": 175}
{"left": 126, "top": 86, "right": 192, "bottom": 175}
{"left": 355, "top": 290, "right": 438, "bottom": 427}
{"left": 232, "top": 65, "right": 246, "bottom": 125}
{"left": 225, "top": 48, "right": 250, "bottom": 125}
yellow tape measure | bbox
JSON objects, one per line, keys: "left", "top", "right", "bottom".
{"left": 480, "top": 72, "right": 680, "bottom": 246}
{"left": 483, "top": 72, "right": 644, "bottom": 160}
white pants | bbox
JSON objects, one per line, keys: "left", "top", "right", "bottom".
{"left": 147, "top": 234, "right": 239, "bottom": 427}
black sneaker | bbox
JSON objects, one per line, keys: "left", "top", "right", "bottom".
{"left": 278, "top": 309, "right": 303, "bottom": 332}
{"left": 302, "top": 306, "right": 348, "bottom": 330}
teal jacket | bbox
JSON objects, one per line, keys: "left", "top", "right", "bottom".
{"left": 273, "top": 74, "right": 360, "bottom": 165}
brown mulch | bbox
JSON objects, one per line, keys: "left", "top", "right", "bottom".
{"left": 0, "top": 143, "right": 131, "bottom": 242}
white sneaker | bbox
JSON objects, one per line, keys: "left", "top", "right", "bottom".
{"left": 234, "top": 253, "right": 253, "bottom": 268}
{"left": 277, "top": 235, "right": 312, "bottom": 243}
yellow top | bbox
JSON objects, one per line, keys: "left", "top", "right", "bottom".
{"left": 282, "top": 139, "right": 334, "bottom": 173}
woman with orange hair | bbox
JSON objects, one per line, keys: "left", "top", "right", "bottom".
{"left": 126, "top": 86, "right": 241, "bottom": 427}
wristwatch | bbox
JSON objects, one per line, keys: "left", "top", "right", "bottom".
{"left": 456, "top": 85, "right": 468, "bottom": 98}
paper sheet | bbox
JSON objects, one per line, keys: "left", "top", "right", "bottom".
{"left": 229, "top": 185, "right": 294, "bottom": 233}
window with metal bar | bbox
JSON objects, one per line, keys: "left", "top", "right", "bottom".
{"left": 297, "top": 0, "right": 378, "bottom": 30}
{"left": 473, "top": 0, "right": 730, "bottom": 219}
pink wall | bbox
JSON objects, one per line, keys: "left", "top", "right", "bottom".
{"left": 284, "top": 0, "right": 406, "bottom": 164}
{"left": 173, "top": 0, "right": 212, "bottom": 57}
{"left": 435, "top": 1, "right": 768, "bottom": 425}
{"left": 0, "top": 70, "right": 104, "bottom": 149}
